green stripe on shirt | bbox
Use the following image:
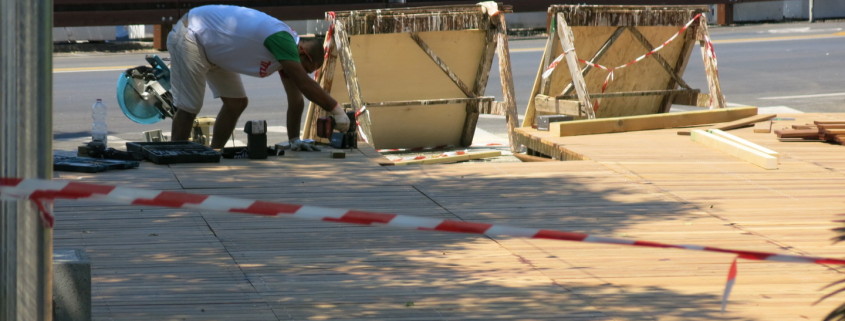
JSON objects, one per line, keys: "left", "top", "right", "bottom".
{"left": 264, "top": 31, "right": 299, "bottom": 62}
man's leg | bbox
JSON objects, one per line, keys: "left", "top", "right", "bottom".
{"left": 167, "top": 17, "right": 207, "bottom": 143}
{"left": 171, "top": 109, "right": 197, "bottom": 142}
{"left": 210, "top": 97, "right": 249, "bottom": 149}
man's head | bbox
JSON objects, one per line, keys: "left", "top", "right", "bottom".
{"left": 297, "top": 37, "right": 325, "bottom": 73}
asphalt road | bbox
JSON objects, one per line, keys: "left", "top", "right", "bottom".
{"left": 52, "top": 20, "right": 845, "bottom": 150}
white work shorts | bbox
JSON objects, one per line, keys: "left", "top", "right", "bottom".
{"left": 167, "top": 16, "right": 247, "bottom": 115}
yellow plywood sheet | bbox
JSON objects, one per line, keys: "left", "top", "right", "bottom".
{"left": 364, "top": 104, "right": 467, "bottom": 149}
{"left": 328, "top": 30, "right": 487, "bottom": 149}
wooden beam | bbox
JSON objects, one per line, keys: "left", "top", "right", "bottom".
{"left": 522, "top": 11, "right": 556, "bottom": 128}
{"left": 494, "top": 12, "right": 520, "bottom": 152}
{"left": 460, "top": 101, "right": 480, "bottom": 147}
{"left": 410, "top": 32, "right": 475, "bottom": 98}
{"left": 672, "top": 91, "right": 711, "bottom": 107}
{"left": 343, "top": 97, "right": 494, "bottom": 108}
{"left": 697, "top": 18, "right": 727, "bottom": 109}
{"left": 814, "top": 120, "right": 845, "bottom": 125}
{"left": 473, "top": 26, "right": 497, "bottom": 97}
{"left": 691, "top": 129, "right": 777, "bottom": 170}
{"left": 153, "top": 24, "right": 172, "bottom": 51}
{"left": 538, "top": 10, "right": 558, "bottom": 105}
{"left": 549, "top": 106, "right": 758, "bottom": 137}
{"left": 555, "top": 13, "right": 595, "bottom": 119}
{"left": 775, "top": 128, "right": 821, "bottom": 140}
{"left": 333, "top": 20, "right": 370, "bottom": 143}
{"left": 304, "top": 31, "right": 340, "bottom": 141}
{"left": 560, "top": 89, "right": 699, "bottom": 100}
{"left": 677, "top": 113, "right": 775, "bottom": 135}
{"left": 533, "top": 95, "right": 583, "bottom": 116}
{"left": 512, "top": 153, "right": 555, "bottom": 162}
{"left": 661, "top": 20, "right": 699, "bottom": 113}
{"left": 707, "top": 129, "right": 779, "bottom": 161}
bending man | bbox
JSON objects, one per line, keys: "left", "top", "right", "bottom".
{"left": 167, "top": 4, "right": 349, "bottom": 150}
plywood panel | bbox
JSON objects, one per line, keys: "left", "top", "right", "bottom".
{"left": 526, "top": 5, "right": 718, "bottom": 126}
{"left": 323, "top": 20, "right": 495, "bottom": 149}
{"left": 545, "top": 26, "right": 693, "bottom": 118}
{"left": 365, "top": 104, "right": 467, "bottom": 148}
{"left": 340, "top": 30, "right": 486, "bottom": 102}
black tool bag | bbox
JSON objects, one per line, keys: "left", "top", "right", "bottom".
{"left": 244, "top": 120, "right": 268, "bottom": 159}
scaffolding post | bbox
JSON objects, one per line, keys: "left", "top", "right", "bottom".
{"left": 1, "top": 0, "right": 54, "bottom": 320}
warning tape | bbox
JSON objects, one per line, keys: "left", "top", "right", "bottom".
{"left": 2, "top": 177, "right": 842, "bottom": 309}
{"left": 2, "top": 177, "right": 842, "bottom": 265}
{"left": 378, "top": 145, "right": 453, "bottom": 154}
{"left": 542, "top": 13, "right": 709, "bottom": 112}
{"left": 388, "top": 150, "right": 466, "bottom": 162}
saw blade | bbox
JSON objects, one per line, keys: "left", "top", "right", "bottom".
{"left": 116, "top": 71, "right": 165, "bottom": 124}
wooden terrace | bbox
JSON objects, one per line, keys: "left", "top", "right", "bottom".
{"left": 52, "top": 112, "right": 845, "bottom": 320}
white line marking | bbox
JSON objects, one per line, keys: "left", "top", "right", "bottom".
{"left": 757, "top": 106, "right": 804, "bottom": 114}
{"left": 767, "top": 27, "right": 841, "bottom": 34}
{"left": 760, "top": 92, "right": 845, "bottom": 100}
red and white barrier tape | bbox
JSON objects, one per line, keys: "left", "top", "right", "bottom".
{"left": 3, "top": 177, "right": 842, "bottom": 265}
{"left": 378, "top": 145, "right": 453, "bottom": 154}
{"left": 542, "top": 13, "right": 708, "bottom": 112}
{"left": 722, "top": 257, "right": 738, "bottom": 312}
{"left": 3, "top": 177, "right": 842, "bottom": 309}
{"left": 378, "top": 143, "right": 502, "bottom": 155}
{"left": 315, "top": 11, "right": 337, "bottom": 81}
{"left": 387, "top": 150, "right": 468, "bottom": 162}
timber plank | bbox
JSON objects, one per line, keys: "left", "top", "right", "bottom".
{"left": 549, "top": 106, "right": 758, "bottom": 137}
{"left": 690, "top": 129, "right": 778, "bottom": 169}
{"left": 676, "top": 113, "right": 776, "bottom": 135}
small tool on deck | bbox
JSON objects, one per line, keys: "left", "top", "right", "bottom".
{"left": 316, "top": 110, "right": 357, "bottom": 149}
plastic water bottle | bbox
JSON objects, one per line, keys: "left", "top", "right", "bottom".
{"left": 91, "top": 98, "right": 108, "bottom": 145}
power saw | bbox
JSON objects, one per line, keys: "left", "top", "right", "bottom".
{"left": 116, "top": 54, "right": 176, "bottom": 124}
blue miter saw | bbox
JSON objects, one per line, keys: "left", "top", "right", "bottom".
{"left": 116, "top": 55, "right": 176, "bottom": 124}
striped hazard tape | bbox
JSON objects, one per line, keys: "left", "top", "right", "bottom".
{"left": 2, "top": 177, "right": 842, "bottom": 264}
{"left": 2, "top": 177, "right": 842, "bottom": 310}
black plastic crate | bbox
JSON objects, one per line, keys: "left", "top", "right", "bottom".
{"left": 126, "top": 141, "right": 221, "bottom": 164}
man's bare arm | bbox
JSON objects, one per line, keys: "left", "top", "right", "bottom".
{"left": 280, "top": 72, "right": 305, "bottom": 140}
{"left": 279, "top": 60, "right": 337, "bottom": 111}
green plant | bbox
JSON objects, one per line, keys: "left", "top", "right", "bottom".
{"left": 819, "top": 223, "right": 845, "bottom": 321}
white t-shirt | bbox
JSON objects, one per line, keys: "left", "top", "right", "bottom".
{"left": 186, "top": 5, "right": 299, "bottom": 77}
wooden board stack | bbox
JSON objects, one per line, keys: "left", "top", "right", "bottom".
{"left": 774, "top": 120, "right": 845, "bottom": 144}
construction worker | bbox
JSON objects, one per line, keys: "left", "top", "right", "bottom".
{"left": 167, "top": 4, "right": 349, "bottom": 151}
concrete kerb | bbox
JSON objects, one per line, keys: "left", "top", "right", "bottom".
{"left": 53, "top": 249, "right": 91, "bottom": 321}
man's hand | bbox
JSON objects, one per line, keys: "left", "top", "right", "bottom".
{"left": 289, "top": 137, "right": 320, "bottom": 151}
{"left": 331, "top": 105, "right": 351, "bottom": 133}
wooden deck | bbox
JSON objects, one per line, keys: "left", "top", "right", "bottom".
{"left": 54, "top": 113, "right": 845, "bottom": 320}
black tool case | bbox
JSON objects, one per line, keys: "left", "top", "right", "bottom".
{"left": 126, "top": 142, "right": 221, "bottom": 164}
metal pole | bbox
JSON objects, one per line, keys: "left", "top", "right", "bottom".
{"left": 809, "top": 0, "right": 815, "bottom": 23}
{"left": 1, "top": 0, "right": 54, "bottom": 320}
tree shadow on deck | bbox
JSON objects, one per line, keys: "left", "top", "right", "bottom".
{"left": 52, "top": 160, "right": 777, "bottom": 320}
